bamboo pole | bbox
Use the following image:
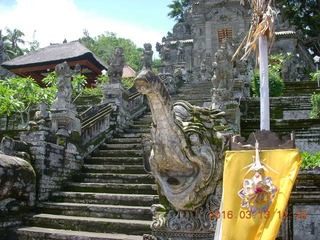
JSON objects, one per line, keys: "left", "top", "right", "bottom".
{"left": 259, "top": 35, "right": 270, "bottom": 130}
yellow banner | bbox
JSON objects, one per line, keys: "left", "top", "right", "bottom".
{"left": 218, "top": 149, "right": 301, "bottom": 240}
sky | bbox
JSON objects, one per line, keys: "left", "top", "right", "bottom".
{"left": 0, "top": 0, "right": 175, "bottom": 52}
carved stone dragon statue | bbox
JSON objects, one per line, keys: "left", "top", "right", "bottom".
{"left": 135, "top": 70, "right": 228, "bottom": 238}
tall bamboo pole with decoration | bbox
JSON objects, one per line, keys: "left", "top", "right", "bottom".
{"left": 233, "top": 0, "right": 275, "bottom": 130}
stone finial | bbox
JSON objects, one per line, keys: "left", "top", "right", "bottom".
{"left": 142, "top": 43, "right": 153, "bottom": 70}
{"left": 107, "top": 47, "right": 125, "bottom": 84}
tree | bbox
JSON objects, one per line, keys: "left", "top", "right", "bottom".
{"left": 0, "top": 76, "right": 55, "bottom": 126}
{"left": 80, "top": 31, "right": 143, "bottom": 71}
{"left": 167, "top": 0, "right": 191, "bottom": 22}
{"left": 276, "top": 0, "right": 320, "bottom": 57}
{"left": 3, "top": 28, "right": 26, "bottom": 58}
{"left": 27, "top": 39, "right": 40, "bottom": 52}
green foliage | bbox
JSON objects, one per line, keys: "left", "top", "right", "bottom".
{"left": 167, "top": 0, "right": 191, "bottom": 22}
{"left": 276, "top": 0, "right": 320, "bottom": 57}
{"left": 152, "top": 59, "right": 162, "bottom": 73}
{"left": 121, "top": 77, "right": 134, "bottom": 89}
{"left": 2, "top": 28, "right": 26, "bottom": 58}
{"left": 251, "top": 69, "right": 284, "bottom": 97}
{"left": 96, "top": 74, "right": 109, "bottom": 85}
{"left": 42, "top": 72, "right": 57, "bottom": 86}
{"left": 310, "top": 70, "right": 320, "bottom": 82}
{"left": 82, "top": 87, "right": 103, "bottom": 97}
{"left": 0, "top": 76, "right": 56, "bottom": 125}
{"left": 301, "top": 152, "right": 320, "bottom": 168}
{"left": 26, "top": 39, "right": 40, "bottom": 52}
{"left": 72, "top": 74, "right": 87, "bottom": 96}
{"left": 310, "top": 93, "right": 320, "bottom": 118}
{"left": 268, "top": 53, "right": 292, "bottom": 73}
{"left": 80, "top": 31, "right": 143, "bottom": 72}
{"left": 42, "top": 71, "right": 87, "bottom": 97}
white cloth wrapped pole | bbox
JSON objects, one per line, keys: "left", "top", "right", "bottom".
{"left": 259, "top": 35, "right": 270, "bottom": 131}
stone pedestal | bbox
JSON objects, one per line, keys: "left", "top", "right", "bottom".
{"left": 101, "top": 83, "right": 129, "bottom": 131}
{"left": 211, "top": 88, "right": 240, "bottom": 133}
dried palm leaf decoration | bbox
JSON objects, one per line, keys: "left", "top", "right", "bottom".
{"left": 233, "top": 0, "right": 276, "bottom": 61}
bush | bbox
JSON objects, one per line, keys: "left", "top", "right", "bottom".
{"left": 310, "top": 93, "right": 320, "bottom": 118}
{"left": 251, "top": 69, "right": 284, "bottom": 97}
{"left": 310, "top": 70, "right": 320, "bottom": 82}
{"left": 301, "top": 152, "right": 320, "bottom": 168}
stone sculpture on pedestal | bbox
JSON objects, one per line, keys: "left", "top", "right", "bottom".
{"left": 51, "top": 62, "right": 81, "bottom": 141}
{"left": 142, "top": 43, "right": 153, "bottom": 70}
{"left": 107, "top": 47, "right": 125, "bottom": 84}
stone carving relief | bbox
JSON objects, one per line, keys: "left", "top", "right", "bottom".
{"left": 211, "top": 41, "right": 234, "bottom": 90}
{"left": 107, "top": 47, "right": 125, "bottom": 84}
{"left": 172, "top": 22, "right": 191, "bottom": 40}
{"left": 281, "top": 55, "right": 307, "bottom": 82}
{"left": 176, "top": 41, "right": 185, "bottom": 63}
{"left": 159, "top": 42, "right": 171, "bottom": 66}
{"left": 200, "top": 53, "right": 213, "bottom": 81}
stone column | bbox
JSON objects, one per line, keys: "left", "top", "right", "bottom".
{"left": 102, "top": 47, "right": 129, "bottom": 131}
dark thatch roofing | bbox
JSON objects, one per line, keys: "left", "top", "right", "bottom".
{"left": 1, "top": 40, "right": 108, "bottom": 71}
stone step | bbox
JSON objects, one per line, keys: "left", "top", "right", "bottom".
{"left": 109, "top": 137, "right": 142, "bottom": 144}
{"left": 51, "top": 192, "right": 158, "bottom": 206}
{"left": 15, "top": 227, "right": 143, "bottom": 240}
{"left": 241, "top": 96, "right": 312, "bottom": 120}
{"left": 100, "top": 143, "right": 143, "bottom": 150}
{"left": 173, "top": 91, "right": 212, "bottom": 98}
{"left": 283, "top": 81, "right": 320, "bottom": 96}
{"left": 91, "top": 149, "right": 143, "bottom": 157}
{"left": 39, "top": 202, "right": 152, "bottom": 220}
{"left": 27, "top": 214, "right": 151, "bottom": 235}
{"left": 85, "top": 156, "right": 143, "bottom": 165}
{"left": 124, "top": 128, "right": 151, "bottom": 134}
{"left": 178, "top": 82, "right": 213, "bottom": 88}
{"left": 116, "top": 133, "right": 144, "bottom": 138}
{"left": 82, "top": 164, "right": 146, "bottom": 174}
{"left": 130, "top": 124, "right": 151, "bottom": 129}
{"left": 172, "top": 99, "right": 209, "bottom": 106}
{"left": 79, "top": 173, "right": 154, "bottom": 184}
{"left": 65, "top": 182, "right": 157, "bottom": 194}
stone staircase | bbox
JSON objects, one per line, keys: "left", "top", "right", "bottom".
{"left": 241, "top": 81, "right": 320, "bottom": 153}
{"left": 14, "top": 113, "right": 158, "bottom": 240}
{"left": 171, "top": 81, "right": 213, "bottom": 106}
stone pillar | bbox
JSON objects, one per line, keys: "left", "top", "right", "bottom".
{"left": 101, "top": 83, "right": 129, "bottom": 131}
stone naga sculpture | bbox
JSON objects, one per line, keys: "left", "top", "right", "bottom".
{"left": 135, "top": 70, "right": 228, "bottom": 211}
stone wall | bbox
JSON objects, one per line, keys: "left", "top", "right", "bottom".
{"left": 278, "top": 168, "right": 320, "bottom": 240}
{"left": 0, "top": 153, "right": 36, "bottom": 238}
{"left": 27, "top": 140, "right": 81, "bottom": 201}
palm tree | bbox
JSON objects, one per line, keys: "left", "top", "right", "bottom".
{"left": 3, "top": 28, "right": 26, "bottom": 58}
{"left": 167, "top": 0, "right": 191, "bottom": 23}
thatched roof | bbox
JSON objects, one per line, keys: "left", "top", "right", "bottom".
{"left": 1, "top": 40, "right": 108, "bottom": 70}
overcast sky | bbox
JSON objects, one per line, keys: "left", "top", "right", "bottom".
{"left": 0, "top": 0, "right": 175, "bottom": 51}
